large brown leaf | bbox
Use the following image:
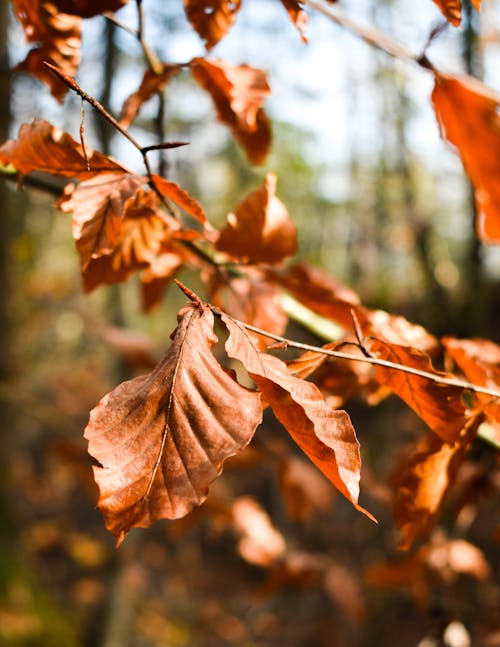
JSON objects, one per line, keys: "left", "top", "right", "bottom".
{"left": 184, "top": 0, "right": 242, "bottom": 50}
{"left": 365, "top": 338, "right": 468, "bottom": 443}
{"left": 13, "top": 1, "right": 82, "bottom": 101}
{"left": 394, "top": 417, "right": 480, "bottom": 550}
{"left": 0, "top": 120, "right": 126, "bottom": 179}
{"left": 216, "top": 173, "right": 297, "bottom": 264}
{"left": 432, "top": 73, "right": 500, "bottom": 243}
{"left": 190, "top": 57, "right": 271, "bottom": 164}
{"left": 58, "top": 173, "right": 145, "bottom": 269}
{"left": 85, "top": 303, "right": 263, "bottom": 545}
{"left": 221, "top": 312, "right": 374, "bottom": 520}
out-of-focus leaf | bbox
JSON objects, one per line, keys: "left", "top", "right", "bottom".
{"left": 431, "top": 0, "right": 480, "bottom": 25}
{"left": 432, "top": 73, "right": 500, "bottom": 242}
{"left": 190, "top": 57, "right": 271, "bottom": 164}
{"left": 394, "top": 417, "right": 480, "bottom": 550}
{"left": 140, "top": 248, "right": 187, "bottom": 312}
{"left": 13, "top": 1, "right": 82, "bottom": 100}
{"left": 279, "top": 0, "right": 308, "bottom": 42}
{"left": 222, "top": 312, "right": 374, "bottom": 521}
{"left": 51, "top": 0, "right": 129, "bottom": 17}
{"left": 184, "top": 0, "right": 242, "bottom": 50}
{"left": 365, "top": 338, "right": 468, "bottom": 442}
{"left": 120, "top": 64, "right": 182, "bottom": 128}
{"left": 85, "top": 303, "right": 263, "bottom": 545}
{"left": 232, "top": 496, "right": 286, "bottom": 567}
{"left": 0, "top": 121, "right": 126, "bottom": 179}
{"left": 216, "top": 174, "right": 297, "bottom": 264}
{"left": 278, "top": 455, "right": 334, "bottom": 521}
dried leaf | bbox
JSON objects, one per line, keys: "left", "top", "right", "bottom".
{"left": 279, "top": 0, "right": 308, "bottom": 42}
{"left": 431, "top": 0, "right": 480, "bottom": 25}
{"left": 58, "top": 173, "right": 145, "bottom": 269}
{"left": 432, "top": 73, "right": 500, "bottom": 242}
{"left": 0, "top": 120, "right": 126, "bottom": 179}
{"left": 99, "top": 326, "right": 157, "bottom": 371}
{"left": 190, "top": 57, "right": 271, "bottom": 164}
{"left": 222, "top": 312, "right": 374, "bottom": 520}
{"left": 394, "top": 417, "right": 480, "bottom": 551}
{"left": 356, "top": 307, "right": 438, "bottom": 354}
{"left": 184, "top": 0, "right": 242, "bottom": 50}
{"left": 85, "top": 303, "right": 263, "bottom": 544}
{"left": 140, "top": 249, "right": 186, "bottom": 312}
{"left": 216, "top": 174, "right": 297, "bottom": 264}
{"left": 232, "top": 496, "right": 286, "bottom": 567}
{"left": 152, "top": 174, "right": 207, "bottom": 225}
{"left": 51, "top": 0, "right": 129, "bottom": 17}
{"left": 13, "top": 1, "right": 82, "bottom": 100}
{"left": 120, "top": 64, "right": 182, "bottom": 128}
{"left": 278, "top": 455, "right": 334, "bottom": 521}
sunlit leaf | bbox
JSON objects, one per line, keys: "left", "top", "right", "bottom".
{"left": 85, "top": 303, "right": 263, "bottom": 545}
{"left": 279, "top": 0, "right": 308, "bottom": 42}
{"left": 184, "top": 0, "right": 242, "bottom": 50}
{"left": 431, "top": 0, "right": 480, "bottom": 25}
{"left": 232, "top": 496, "right": 286, "bottom": 567}
{"left": 190, "top": 57, "right": 271, "bottom": 164}
{"left": 152, "top": 174, "right": 208, "bottom": 225}
{"left": 216, "top": 173, "right": 297, "bottom": 264}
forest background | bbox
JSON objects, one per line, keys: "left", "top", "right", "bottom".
{"left": 0, "top": 0, "right": 499, "bottom": 646}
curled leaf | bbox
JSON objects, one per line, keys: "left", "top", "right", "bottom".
{"left": 85, "top": 303, "right": 263, "bottom": 545}
{"left": 190, "top": 57, "right": 271, "bottom": 164}
{"left": 216, "top": 173, "right": 297, "bottom": 264}
{"left": 184, "top": 0, "right": 242, "bottom": 50}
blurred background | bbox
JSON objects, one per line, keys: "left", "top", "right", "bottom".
{"left": 0, "top": 0, "right": 499, "bottom": 645}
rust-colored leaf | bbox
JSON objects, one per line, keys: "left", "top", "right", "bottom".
{"left": 432, "top": 73, "right": 500, "bottom": 243}
{"left": 85, "top": 303, "right": 263, "bottom": 545}
{"left": 356, "top": 307, "right": 438, "bottom": 354}
{"left": 279, "top": 0, "right": 308, "bottom": 42}
{"left": 58, "top": 173, "right": 145, "bottom": 269}
{"left": 184, "top": 0, "right": 242, "bottom": 50}
{"left": 222, "top": 312, "right": 374, "bottom": 520}
{"left": 190, "top": 57, "right": 271, "bottom": 164}
{"left": 216, "top": 173, "right": 297, "bottom": 264}
{"left": 394, "top": 417, "right": 480, "bottom": 551}
{"left": 13, "top": 1, "right": 82, "bottom": 101}
{"left": 0, "top": 120, "right": 126, "bottom": 179}
{"left": 431, "top": 0, "right": 480, "bottom": 25}
{"left": 278, "top": 455, "right": 334, "bottom": 522}
{"left": 365, "top": 338, "right": 468, "bottom": 442}
{"left": 152, "top": 174, "right": 207, "bottom": 225}
{"left": 51, "top": 0, "right": 129, "bottom": 17}
{"left": 232, "top": 496, "right": 286, "bottom": 567}
{"left": 120, "top": 64, "right": 182, "bottom": 128}
{"left": 140, "top": 248, "right": 187, "bottom": 312}
{"left": 443, "top": 336, "right": 500, "bottom": 437}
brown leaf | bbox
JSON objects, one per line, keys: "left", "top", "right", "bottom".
{"left": 51, "top": 0, "right": 129, "bottom": 17}
{"left": 13, "top": 1, "right": 82, "bottom": 101}
{"left": 58, "top": 173, "right": 145, "bottom": 269}
{"left": 356, "top": 307, "right": 438, "bottom": 354}
{"left": 190, "top": 57, "right": 271, "bottom": 164}
{"left": 432, "top": 73, "right": 500, "bottom": 243}
{"left": 184, "top": 0, "right": 242, "bottom": 50}
{"left": 443, "top": 337, "right": 500, "bottom": 435}
{"left": 99, "top": 326, "right": 158, "bottom": 371}
{"left": 221, "top": 312, "right": 374, "bottom": 520}
{"left": 216, "top": 174, "right": 297, "bottom": 264}
{"left": 140, "top": 249, "right": 187, "bottom": 312}
{"left": 394, "top": 417, "right": 480, "bottom": 551}
{"left": 152, "top": 174, "right": 207, "bottom": 225}
{"left": 119, "top": 64, "right": 182, "bottom": 128}
{"left": 232, "top": 497, "right": 286, "bottom": 567}
{"left": 278, "top": 455, "right": 334, "bottom": 522}
{"left": 85, "top": 303, "right": 263, "bottom": 545}
{"left": 279, "top": 0, "right": 308, "bottom": 42}
{"left": 365, "top": 338, "right": 468, "bottom": 442}
{"left": 431, "top": 0, "right": 480, "bottom": 25}
{"left": 0, "top": 120, "right": 126, "bottom": 179}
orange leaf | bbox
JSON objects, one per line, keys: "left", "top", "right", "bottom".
{"left": 232, "top": 497, "right": 286, "bottom": 567}
{"left": 394, "top": 417, "right": 479, "bottom": 551}
{"left": 51, "top": 0, "right": 129, "bottom": 17}
{"left": 58, "top": 173, "right": 145, "bottom": 269}
{"left": 431, "top": 0, "right": 462, "bottom": 25}
{"left": 216, "top": 173, "right": 297, "bottom": 264}
{"left": 190, "top": 57, "right": 271, "bottom": 164}
{"left": 119, "top": 64, "right": 182, "bottom": 128}
{"left": 279, "top": 0, "right": 308, "bottom": 42}
{"left": 85, "top": 303, "right": 263, "bottom": 545}
{"left": 432, "top": 73, "right": 500, "bottom": 243}
{"left": 221, "top": 312, "right": 374, "bottom": 520}
{"left": 184, "top": 0, "right": 242, "bottom": 50}
{"left": 365, "top": 338, "right": 468, "bottom": 442}
{"left": 0, "top": 120, "right": 126, "bottom": 179}
{"left": 152, "top": 174, "right": 207, "bottom": 225}
{"left": 13, "top": 1, "right": 82, "bottom": 101}
{"left": 140, "top": 249, "right": 186, "bottom": 312}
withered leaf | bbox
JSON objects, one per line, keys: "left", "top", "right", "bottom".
{"left": 58, "top": 173, "right": 145, "bottom": 269}
{"left": 0, "top": 120, "right": 126, "bottom": 179}
{"left": 232, "top": 496, "right": 286, "bottom": 567}
{"left": 365, "top": 338, "right": 468, "bottom": 443}
{"left": 85, "top": 303, "right": 263, "bottom": 545}
{"left": 140, "top": 249, "right": 187, "bottom": 312}
{"left": 51, "top": 0, "right": 129, "bottom": 17}
{"left": 279, "top": 0, "right": 308, "bottom": 42}
{"left": 222, "top": 312, "right": 374, "bottom": 520}
{"left": 432, "top": 73, "right": 500, "bottom": 242}
{"left": 152, "top": 174, "right": 207, "bottom": 225}
{"left": 190, "top": 57, "right": 271, "bottom": 164}
{"left": 431, "top": 0, "right": 480, "bottom": 25}
{"left": 184, "top": 0, "right": 242, "bottom": 50}
{"left": 394, "top": 417, "right": 480, "bottom": 551}
{"left": 13, "top": 1, "right": 82, "bottom": 101}
{"left": 216, "top": 173, "right": 297, "bottom": 264}
{"left": 120, "top": 64, "right": 182, "bottom": 128}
